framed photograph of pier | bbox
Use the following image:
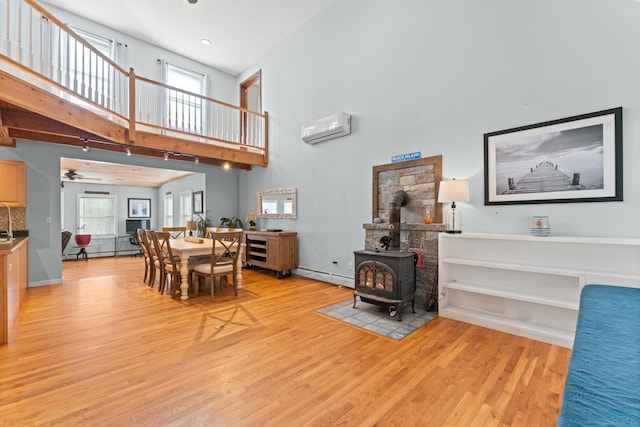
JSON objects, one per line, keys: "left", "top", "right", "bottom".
{"left": 484, "top": 107, "right": 623, "bottom": 205}
{"left": 128, "top": 198, "right": 151, "bottom": 218}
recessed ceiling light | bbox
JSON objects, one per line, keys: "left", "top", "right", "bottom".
{"left": 201, "top": 39, "right": 211, "bottom": 46}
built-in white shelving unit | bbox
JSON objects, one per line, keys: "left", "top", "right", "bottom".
{"left": 438, "top": 233, "right": 640, "bottom": 348}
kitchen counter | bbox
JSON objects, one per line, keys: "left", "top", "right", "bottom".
{"left": 0, "top": 236, "right": 28, "bottom": 255}
{"left": 1, "top": 236, "right": 28, "bottom": 344}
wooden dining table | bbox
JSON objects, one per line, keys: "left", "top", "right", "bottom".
{"left": 169, "top": 237, "right": 244, "bottom": 300}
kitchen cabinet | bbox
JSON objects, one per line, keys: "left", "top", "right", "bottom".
{"left": 0, "top": 160, "right": 26, "bottom": 206}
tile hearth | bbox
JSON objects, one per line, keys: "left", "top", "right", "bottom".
{"left": 317, "top": 299, "right": 437, "bottom": 340}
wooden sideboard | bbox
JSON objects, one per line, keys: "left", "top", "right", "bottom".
{"left": 243, "top": 231, "right": 297, "bottom": 278}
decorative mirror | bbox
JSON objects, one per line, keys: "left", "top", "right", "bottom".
{"left": 256, "top": 187, "right": 297, "bottom": 219}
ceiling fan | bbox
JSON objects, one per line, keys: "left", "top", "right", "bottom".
{"left": 62, "top": 169, "right": 101, "bottom": 181}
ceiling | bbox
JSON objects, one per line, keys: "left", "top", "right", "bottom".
{"left": 41, "top": 0, "right": 333, "bottom": 76}
{"left": 60, "top": 158, "right": 195, "bottom": 188}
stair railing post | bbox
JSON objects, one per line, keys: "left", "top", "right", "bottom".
{"left": 129, "top": 67, "right": 136, "bottom": 144}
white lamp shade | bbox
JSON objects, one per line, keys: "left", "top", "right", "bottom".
{"left": 438, "top": 179, "right": 470, "bottom": 203}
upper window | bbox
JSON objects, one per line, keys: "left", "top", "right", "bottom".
{"left": 164, "top": 194, "right": 174, "bottom": 228}
{"left": 165, "top": 63, "right": 206, "bottom": 133}
{"left": 66, "top": 27, "right": 114, "bottom": 108}
{"left": 179, "top": 191, "right": 193, "bottom": 226}
{"left": 77, "top": 194, "right": 117, "bottom": 236}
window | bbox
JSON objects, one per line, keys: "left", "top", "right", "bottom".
{"left": 165, "top": 63, "right": 206, "bottom": 133}
{"left": 179, "top": 191, "right": 192, "bottom": 226}
{"left": 164, "top": 194, "right": 174, "bottom": 227}
{"left": 77, "top": 194, "right": 117, "bottom": 236}
{"left": 66, "top": 27, "right": 114, "bottom": 108}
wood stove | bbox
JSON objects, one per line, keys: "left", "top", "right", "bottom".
{"left": 353, "top": 249, "right": 417, "bottom": 321}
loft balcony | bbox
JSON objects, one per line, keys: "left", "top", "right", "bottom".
{"left": 0, "top": 0, "right": 268, "bottom": 170}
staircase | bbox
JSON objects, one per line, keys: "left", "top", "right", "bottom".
{"left": 0, "top": 0, "right": 268, "bottom": 170}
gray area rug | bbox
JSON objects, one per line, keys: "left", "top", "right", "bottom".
{"left": 317, "top": 298, "right": 437, "bottom": 340}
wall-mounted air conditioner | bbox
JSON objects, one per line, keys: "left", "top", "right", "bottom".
{"left": 301, "top": 112, "right": 351, "bottom": 144}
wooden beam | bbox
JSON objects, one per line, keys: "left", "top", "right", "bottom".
{"left": 0, "top": 110, "right": 15, "bottom": 147}
{"left": 1, "top": 108, "right": 111, "bottom": 141}
{"left": 135, "top": 131, "right": 264, "bottom": 167}
{"left": 0, "top": 70, "right": 128, "bottom": 144}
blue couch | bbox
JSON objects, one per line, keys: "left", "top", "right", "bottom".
{"left": 557, "top": 284, "right": 640, "bottom": 426}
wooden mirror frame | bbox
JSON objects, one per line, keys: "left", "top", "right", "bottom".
{"left": 256, "top": 187, "right": 297, "bottom": 219}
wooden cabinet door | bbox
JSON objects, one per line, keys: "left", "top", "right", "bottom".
{"left": 0, "top": 160, "right": 26, "bottom": 206}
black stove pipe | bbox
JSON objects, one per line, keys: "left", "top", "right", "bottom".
{"left": 389, "top": 190, "right": 408, "bottom": 250}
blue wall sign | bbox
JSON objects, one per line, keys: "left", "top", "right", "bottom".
{"left": 391, "top": 152, "right": 421, "bottom": 163}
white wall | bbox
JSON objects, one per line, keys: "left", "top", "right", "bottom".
{"left": 159, "top": 173, "right": 206, "bottom": 227}
{"left": 238, "top": 0, "right": 640, "bottom": 279}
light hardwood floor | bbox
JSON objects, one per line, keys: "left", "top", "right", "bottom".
{"left": 0, "top": 256, "right": 571, "bottom": 426}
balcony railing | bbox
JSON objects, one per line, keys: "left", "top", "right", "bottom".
{"left": 0, "top": 0, "right": 267, "bottom": 165}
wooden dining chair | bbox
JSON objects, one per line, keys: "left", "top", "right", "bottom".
{"left": 137, "top": 228, "right": 153, "bottom": 285}
{"left": 217, "top": 242, "right": 245, "bottom": 295}
{"left": 191, "top": 231, "right": 243, "bottom": 301}
{"left": 145, "top": 230, "right": 164, "bottom": 292}
{"left": 150, "top": 231, "right": 175, "bottom": 294}
{"left": 156, "top": 232, "right": 181, "bottom": 296}
{"left": 162, "top": 226, "right": 187, "bottom": 239}
{"left": 204, "top": 227, "right": 222, "bottom": 238}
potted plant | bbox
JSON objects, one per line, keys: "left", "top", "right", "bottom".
{"left": 194, "top": 212, "right": 212, "bottom": 237}
{"left": 219, "top": 216, "right": 243, "bottom": 230}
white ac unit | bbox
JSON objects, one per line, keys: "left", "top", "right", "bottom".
{"left": 301, "top": 112, "right": 351, "bottom": 144}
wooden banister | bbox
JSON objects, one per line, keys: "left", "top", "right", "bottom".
{"left": 0, "top": 0, "right": 268, "bottom": 168}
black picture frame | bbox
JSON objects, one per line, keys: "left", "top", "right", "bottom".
{"left": 128, "top": 198, "right": 151, "bottom": 218}
{"left": 484, "top": 107, "right": 622, "bottom": 205}
{"left": 193, "top": 190, "right": 203, "bottom": 214}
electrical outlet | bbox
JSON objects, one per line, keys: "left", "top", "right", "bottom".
{"left": 347, "top": 261, "right": 353, "bottom": 270}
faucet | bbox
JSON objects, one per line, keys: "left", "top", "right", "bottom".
{"left": 0, "top": 202, "right": 13, "bottom": 242}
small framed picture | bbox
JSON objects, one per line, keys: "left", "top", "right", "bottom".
{"left": 193, "top": 190, "right": 203, "bottom": 214}
{"left": 484, "top": 107, "right": 622, "bottom": 205}
{"left": 128, "top": 198, "right": 151, "bottom": 218}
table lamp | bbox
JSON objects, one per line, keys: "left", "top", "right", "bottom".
{"left": 186, "top": 220, "right": 197, "bottom": 236}
{"left": 437, "top": 178, "right": 470, "bottom": 234}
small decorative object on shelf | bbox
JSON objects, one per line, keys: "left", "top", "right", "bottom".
{"left": 531, "top": 215, "right": 551, "bottom": 237}
{"left": 246, "top": 210, "right": 257, "bottom": 231}
{"left": 379, "top": 235, "right": 392, "bottom": 250}
{"left": 424, "top": 207, "right": 433, "bottom": 224}
{"left": 186, "top": 220, "right": 197, "bottom": 236}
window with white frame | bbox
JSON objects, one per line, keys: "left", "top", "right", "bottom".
{"left": 179, "top": 191, "right": 192, "bottom": 226}
{"left": 77, "top": 194, "right": 117, "bottom": 236}
{"left": 164, "top": 193, "right": 174, "bottom": 227}
{"left": 66, "top": 27, "right": 114, "bottom": 108}
{"left": 165, "top": 63, "right": 206, "bottom": 133}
